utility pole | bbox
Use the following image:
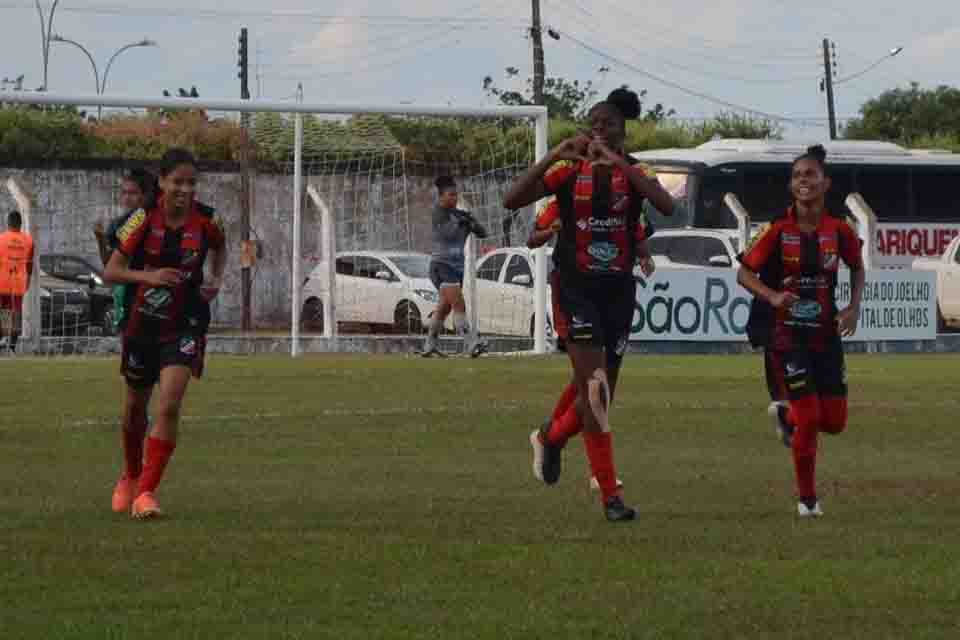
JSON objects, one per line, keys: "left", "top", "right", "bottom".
{"left": 822, "top": 38, "right": 837, "bottom": 140}
{"left": 531, "top": 0, "right": 545, "bottom": 105}
{"left": 238, "top": 27, "right": 253, "bottom": 331}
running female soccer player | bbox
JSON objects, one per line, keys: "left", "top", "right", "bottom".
{"left": 737, "top": 145, "right": 865, "bottom": 517}
{"left": 505, "top": 87, "right": 674, "bottom": 521}
{"left": 104, "top": 148, "right": 226, "bottom": 519}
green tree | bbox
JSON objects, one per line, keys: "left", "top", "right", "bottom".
{"left": 844, "top": 83, "right": 960, "bottom": 144}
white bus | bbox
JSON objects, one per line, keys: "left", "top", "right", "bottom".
{"left": 633, "top": 139, "right": 960, "bottom": 267}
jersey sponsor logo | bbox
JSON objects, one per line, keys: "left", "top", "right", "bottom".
{"left": 587, "top": 242, "right": 620, "bottom": 263}
{"left": 141, "top": 288, "right": 173, "bottom": 319}
{"left": 790, "top": 299, "right": 822, "bottom": 321}
{"left": 781, "top": 233, "right": 802, "bottom": 245}
{"left": 116, "top": 209, "right": 147, "bottom": 244}
{"left": 784, "top": 361, "right": 807, "bottom": 378}
{"left": 578, "top": 216, "right": 626, "bottom": 232}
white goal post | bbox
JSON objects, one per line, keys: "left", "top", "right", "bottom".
{"left": 1, "top": 92, "right": 551, "bottom": 356}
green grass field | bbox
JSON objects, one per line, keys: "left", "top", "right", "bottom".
{"left": 2, "top": 353, "right": 960, "bottom": 639}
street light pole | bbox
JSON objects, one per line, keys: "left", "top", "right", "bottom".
{"left": 50, "top": 35, "right": 157, "bottom": 118}
{"left": 36, "top": 0, "right": 62, "bottom": 91}
{"left": 102, "top": 40, "right": 158, "bottom": 95}
{"left": 50, "top": 34, "right": 100, "bottom": 94}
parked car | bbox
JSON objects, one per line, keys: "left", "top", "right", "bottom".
{"left": 475, "top": 247, "right": 554, "bottom": 337}
{"left": 913, "top": 234, "right": 960, "bottom": 331}
{"left": 646, "top": 228, "right": 741, "bottom": 269}
{"left": 39, "top": 253, "right": 116, "bottom": 334}
{"left": 301, "top": 251, "right": 439, "bottom": 334}
{"left": 37, "top": 269, "right": 92, "bottom": 336}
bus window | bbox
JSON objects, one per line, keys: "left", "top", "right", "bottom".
{"left": 697, "top": 170, "right": 740, "bottom": 228}
{"left": 643, "top": 168, "right": 691, "bottom": 228}
{"left": 741, "top": 165, "right": 791, "bottom": 222}
{"left": 854, "top": 168, "right": 913, "bottom": 221}
{"left": 824, "top": 166, "right": 854, "bottom": 217}
{"left": 912, "top": 170, "right": 960, "bottom": 221}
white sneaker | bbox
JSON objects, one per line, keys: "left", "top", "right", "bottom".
{"left": 797, "top": 500, "right": 824, "bottom": 518}
{"left": 768, "top": 401, "right": 794, "bottom": 448}
{"left": 589, "top": 476, "right": 625, "bottom": 491}
{"left": 529, "top": 430, "right": 545, "bottom": 482}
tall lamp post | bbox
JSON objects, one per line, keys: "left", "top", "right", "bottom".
{"left": 50, "top": 34, "right": 158, "bottom": 118}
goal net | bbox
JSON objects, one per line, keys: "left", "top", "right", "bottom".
{"left": 0, "top": 93, "right": 549, "bottom": 358}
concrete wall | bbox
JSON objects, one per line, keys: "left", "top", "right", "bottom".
{"left": 0, "top": 166, "right": 526, "bottom": 329}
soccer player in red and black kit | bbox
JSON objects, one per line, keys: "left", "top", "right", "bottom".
{"left": 104, "top": 148, "right": 226, "bottom": 519}
{"left": 738, "top": 145, "right": 865, "bottom": 518}
{"left": 505, "top": 88, "right": 674, "bottom": 521}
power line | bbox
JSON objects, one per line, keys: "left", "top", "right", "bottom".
{"left": 556, "top": 30, "right": 799, "bottom": 123}
{"left": 548, "top": 6, "right": 821, "bottom": 86}
{"left": 0, "top": 2, "right": 527, "bottom": 25}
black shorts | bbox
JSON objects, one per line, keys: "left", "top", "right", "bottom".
{"left": 767, "top": 347, "right": 847, "bottom": 400}
{"left": 429, "top": 261, "right": 464, "bottom": 291}
{"left": 122, "top": 335, "right": 202, "bottom": 388}
{"left": 555, "top": 275, "right": 635, "bottom": 359}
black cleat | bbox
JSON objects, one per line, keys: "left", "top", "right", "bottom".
{"left": 469, "top": 341, "right": 489, "bottom": 359}
{"left": 420, "top": 347, "right": 447, "bottom": 358}
{"left": 604, "top": 496, "right": 637, "bottom": 522}
{"left": 529, "top": 421, "right": 562, "bottom": 485}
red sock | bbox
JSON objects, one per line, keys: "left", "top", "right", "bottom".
{"left": 582, "top": 431, "right": 619, "bottom": 502}
{"left": 546, "top": 403, "right": 582, "bottom": 447}
{"left": 551, "top": 382, "right": 577, "bottom": 421}
{"left": 789, "top": 396, "right": 821, "bottom": 500}
{"left": 138, "top": 437, "right": 176, "bottom": 495}
{"left": 122, "top": 414, "right": 149, "bottom": 478}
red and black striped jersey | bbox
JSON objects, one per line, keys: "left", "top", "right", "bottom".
{"left": 741, "top": 208, "right": 863, "bottom": 351}
{"left": 542, "top": 159, "right": 651, "bottom": 281}
{"left": 117, "top": 200, "right": 225, "bottom": 342}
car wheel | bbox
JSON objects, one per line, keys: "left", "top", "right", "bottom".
{"left": 101, "top": 309, "right": 117, "bottom": 336}
{"left": 394, "top": 301, "right": 423, "bottom": 334}
{"left": 302, "top": 298, "right": 324, "bottom": 333}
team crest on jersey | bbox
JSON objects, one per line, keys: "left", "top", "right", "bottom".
{"left": 179, "top": 336, "right": 197, "bottom": 356}
{"left": 116, "top": 209, "right": 147, "bottom": 244}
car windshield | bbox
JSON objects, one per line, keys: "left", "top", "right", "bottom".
{"left": 387, "top": 255, "right": 431, "bottom": 279}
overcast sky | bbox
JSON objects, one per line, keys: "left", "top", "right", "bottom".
{"left": 0, "top": 1, "right": 956, "bottom": 140}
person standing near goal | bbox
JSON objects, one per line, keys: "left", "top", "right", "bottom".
{"left": 0, "top": 210, "right": 34, "bottom": 352}
{"left": 505, "top": 88, "right": 674, "bottom": 521}
{"left": 422, "top": 175, "right": 488, "bottom": 357}
{"left": 104, "top": 148, "right": 226, "bottom": 519}
{"left": 737, "top": 145, "right": 865, "bottom": 518}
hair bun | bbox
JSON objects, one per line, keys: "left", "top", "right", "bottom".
{"left": 806, "top": 144, "right": 827, "bottom": 163}
{"left": 606, "top": 87, "right": 641, "bottom": 120}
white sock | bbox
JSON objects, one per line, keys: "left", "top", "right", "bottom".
{"left": 453, "top": 312, "right": 468, "bottom": 336}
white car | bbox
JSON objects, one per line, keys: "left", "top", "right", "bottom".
{"left": 475, "top": 247, "right": 554, "bottom": 337}
{"left": 301, "top": 251, "right": 438, "bottom": 334}
{"left": 646, "top": 228, "right": 742, "bottom": 269}
{"left": 913, "top": 234, "right": 960, "bottom": 330}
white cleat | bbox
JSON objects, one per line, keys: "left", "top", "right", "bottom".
{"left": 768, "top": 401, "right": 794, "bottom": 448}
{"left": 529, "top": 430, "right": 545, "bottom": 482}
{"left": 589, "top": 476, "right": 625, "bottom": 491}
{"left": 797, "top": 501, "right": 824, "bottom": 518}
